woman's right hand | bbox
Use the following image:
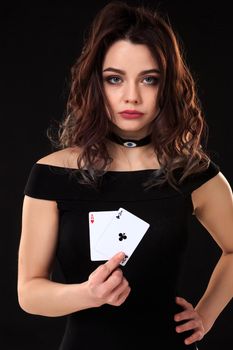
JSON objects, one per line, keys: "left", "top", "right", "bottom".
{"left": 86, "top": 252, "right": 131, "bottom": 307}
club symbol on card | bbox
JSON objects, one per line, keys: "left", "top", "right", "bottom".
{"left": 116, "top": 210, "right": 123, "bottom": 219}
{"left": 121, "top": 255, "right": 128, "bottom": 264}
{"left": 118, "top": 232, "right": 127, "bottom": 241}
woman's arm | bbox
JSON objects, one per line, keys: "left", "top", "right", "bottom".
{"left": 191, "top": 172, "right": 233, "bottom": 332}
{"left": 174, "top": 172, "right": 233, "bottom": 345}
{"left": 17, "top": 196, "right": 130, "bottom": 317}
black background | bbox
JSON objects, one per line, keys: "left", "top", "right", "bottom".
{"left": 2, "top": 0, "right": 233, "bottom": 349}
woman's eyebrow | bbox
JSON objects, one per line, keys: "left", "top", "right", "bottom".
{"left": 102, "top": 67, "right": 160, "bottom": 75}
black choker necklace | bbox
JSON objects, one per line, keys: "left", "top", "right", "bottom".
{"left": 107, "top": 132, "right": 152, "bottom": 148}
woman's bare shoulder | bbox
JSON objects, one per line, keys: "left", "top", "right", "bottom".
{"left": 36, "top": 147, "right": 82, "bottom": 169}
{"left": 192, "top": 172, "right": 232, "bottom": 211}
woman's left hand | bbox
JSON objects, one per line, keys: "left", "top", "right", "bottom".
{"left": 174, "top": 296, "right": 205, "bottom": 345}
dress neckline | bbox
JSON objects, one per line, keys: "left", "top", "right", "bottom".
{"left": 35, "top": 162, "right": 161, "bottom": 174}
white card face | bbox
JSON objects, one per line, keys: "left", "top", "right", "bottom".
{"left": 88, "top": 211, "right": 117, "bottom": 260}
{"left": 95, "top": 208, "right": 150, "bottom": 265}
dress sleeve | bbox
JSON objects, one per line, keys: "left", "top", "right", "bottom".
{"left": 24, "top": 163, "right": 67, "bottom": 200}
{"left": 181, "top": 160, "right": 220, "bottom": 195}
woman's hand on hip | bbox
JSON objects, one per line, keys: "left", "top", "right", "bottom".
{"left": 174, "top": 296, "right": 205, "bottom": 345}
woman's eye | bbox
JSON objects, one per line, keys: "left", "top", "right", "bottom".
{"left": 104, "top": 76, "right": 122, "bottom": 84}
{"left": 143, "top": 76, "right": 159, "bottom": 85}
{"left": 103, "top": 75, "right": 159, "bottom": 86}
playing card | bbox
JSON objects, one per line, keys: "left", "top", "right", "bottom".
{"left": 94, "top": 207, "right": 150, "bottom": 265}
{"left": 88, "top": 210, "right": 117, "bottom": 260}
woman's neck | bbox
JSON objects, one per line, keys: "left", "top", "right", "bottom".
{"left": 106, "top": 141, "right": 160, "bottom": 171}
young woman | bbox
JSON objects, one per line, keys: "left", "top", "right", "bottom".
{"left": 17, "top": 1, "right": 233, "bottom": 349}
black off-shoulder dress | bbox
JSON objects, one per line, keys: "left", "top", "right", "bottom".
{"left": 23, "top": 161, "right": 220, "bottom": 350}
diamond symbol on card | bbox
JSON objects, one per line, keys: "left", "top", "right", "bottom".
{"left": 118, "top": 232, "right": 127, "bottom": 241}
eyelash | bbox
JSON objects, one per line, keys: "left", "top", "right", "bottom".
{"left": 104, "top": 75, "right": 159, "bottom": 86}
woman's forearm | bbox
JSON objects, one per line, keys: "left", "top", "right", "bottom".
{"left": 18, "top": 253, "right": 130, "bottom": 317}
{"left": 195, "top": 252, "right": 233, "bottom": 333}
{"left": 18, "top": 278, "right": 91, "bottom": 317}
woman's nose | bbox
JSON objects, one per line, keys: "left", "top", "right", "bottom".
{"left": 124, "top": 83, "right": 141, "bottom": 104}
{"left": 125, "top": 98, "right": 138, "bottom": 104}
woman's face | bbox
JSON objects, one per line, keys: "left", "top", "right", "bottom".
{"left": 102, "top": 40, "right": 160, "bottom": 138}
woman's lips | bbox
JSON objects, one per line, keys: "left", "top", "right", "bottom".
{"left": 119, "top": 111, "right": 144, "bottom": 119}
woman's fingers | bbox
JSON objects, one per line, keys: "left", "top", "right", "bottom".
{"left": 89, "top": 252, "right": 125, "bottom": 283}
{"left": 174, "top": 309, "right": 196, "bottom": 322}
{"left": 174, "top": 296, "right": 205, "bottom": 345}
{"left": 184, "top": 329, "right": 204, "bottom": 345}
{"left": 176, "top": 319, "right": 201, "bottom": 333}
{"left": 107, "top": 274, "right": 131, "bottom": 306}
{"left": 175, "top": 296, "right": 192, "bottom": 309}
{"left": 87, "top": 252, "right": 131, "bottom": 307}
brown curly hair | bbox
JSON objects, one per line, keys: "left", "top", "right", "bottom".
{"left": 48, "top": 0, "right": 210, "bottom": 190}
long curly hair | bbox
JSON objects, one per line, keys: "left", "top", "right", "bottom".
{"left": 48, "top": 0, "right": 210, "bottom": 190}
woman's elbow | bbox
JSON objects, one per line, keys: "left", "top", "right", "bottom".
{"left": 17, "top": 283, "right": 36, "bottom": 315}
